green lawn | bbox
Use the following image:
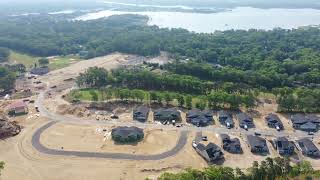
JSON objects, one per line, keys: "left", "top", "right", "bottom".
{"left": 9, "top": 51, "right": 40, "bottom": 69}
{"left": 9, "top": 51, "right": 82, "bottom": 70}
{"left": 48, "top": 55, "right": 81, "bottom": 70}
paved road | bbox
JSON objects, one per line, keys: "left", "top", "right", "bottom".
{"left": 31, "top": 121, "right": 189, "bottom": 160}
{"left": 31, "top": 89, "right": 319, "bottom": 160}
{"left": 35, "top": 91, "right": 317, "bottom": 141}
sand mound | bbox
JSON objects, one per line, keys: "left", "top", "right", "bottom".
{"left": 0, "top": 114, "right": 21, "bottom": 138}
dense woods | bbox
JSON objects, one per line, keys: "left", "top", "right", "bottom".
{"left": 1, "top": 15, "right": 319, "bottom": 111}
{"left": 75, "top": 67, "right": 256, "bottom": 109}
{"left": 275, "top": 87, "right": 320, "bottom": 113}
{"left": 0, "top": 47, "right": 10, "bottom": 62}
{"left": 0, "top": 15, "right": 319, "bottom": 87}
{"left": 0, "top": 66, "right": 16, "bottom": 93}
{"left": 156, "top": 157, "right": 318, "bottom": 180}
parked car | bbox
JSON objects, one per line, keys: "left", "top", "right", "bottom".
{"left": 110, "top": 114, "right": 119, "bottom": 119}
{"left": 254, "top": 132, "right": 261, "bottom": 136}
{"left": 202, "top": 136, "right": 208, "bottom": 141}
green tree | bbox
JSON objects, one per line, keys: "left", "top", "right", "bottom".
{"left": 0, "top": 161, "right": 4, "bottom": 176}
{"left": 38, "top": 58, "right": 49, "bottom": 66}
{"left": 185, "top": 95, "right": 192, "bottom": 109}
{"left": 177, "top": 95, "right": 185, "bottom": 107}
{"left": 0, "top": 47, "right": 10, "bottom": 62}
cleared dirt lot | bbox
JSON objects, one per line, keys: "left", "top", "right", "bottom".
{"left": 40, "top": 122, "right": 179, "bottom": 155}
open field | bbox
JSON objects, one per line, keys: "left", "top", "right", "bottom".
{"left": 40, "top": 122, "right": 179, "bottom": 155}
{"left": 9, "top": 51, "right": 39, "bottom": 69}
{"left": 9, "top": 51, "right": 82, "bottom": 70}
{"left": 47, "top": 55, "right": 81, "bottom": 70}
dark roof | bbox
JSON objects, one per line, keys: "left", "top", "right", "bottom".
{"left": 291, "top": 114, "right": 308, "bottom": 124}
{"left": 186, "top": 109, "right": 212, "bottom": 126}
{"left": 247, "top": 135, "right": 267, "bottom": 149}
{"left": 134, "top": 106, "right": 149, "bottom": 115}
{"left": 154, "top": 108, "right": 181, "bottom": 121}
{"left": 306, "top": 115, "right": 320, "bottom": 123}
{"left": 275, "top": 137, "right": 294, "bottom": 150}
{"left": 220, "top": 134, "right": 241, "bottom": 149}
{"left": 237, "top": 113, "right": 253, "bottom": 122}
{"left": 220, "top": 134, "right": 231, "bottom": 141}
{"left": 196, "top": 142, "right": 223, "bottom": 161}
{"left": 133, "top": 106, "right": 150, "bottom": 122}
{"left": 297, "top": 138, "right": 320, "bottom": 156}
{"left": 30, "top": 67, "right": 49, "bottom": 75}
{"left": 111, "top": 126, "right": 143, "bottom": 139}
{"left": 300, "top": 122, "right": 317, "bottom": 131}
{"left": 265, "top": 113, "right": 281, "bottom": 123}
{"left": 218, "top": 110, "right": 230, "bottom": 118}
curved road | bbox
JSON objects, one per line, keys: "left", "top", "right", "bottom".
{"left": 35, "top": 91, "right": 316, "bottom": 140}
{"left": 31, "top": 89, "right": 317, "bottom": 160}
{"left": 31, "top": 121, "right": 188, "bottom": 160}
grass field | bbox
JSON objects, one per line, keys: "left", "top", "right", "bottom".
{"left": 48, "top": 55, "right": 81, "bottom": 70}
{"left": 9, "top": 51, "right": 82, "bottom": 70}
{"left": 9, "top": 51, "right": 39, "bottom": 69}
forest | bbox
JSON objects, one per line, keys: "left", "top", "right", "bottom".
{"left": 73, "top": 67, "right": 256, "bottom": 109}
{"left": 155, "top": 157, "right": 319, "bottom": 180}
{"left": 0, "top": 15, "right": 319, "bottom": 88}
{"left": 0, "top": 14, "right": 319, "bottom": 111}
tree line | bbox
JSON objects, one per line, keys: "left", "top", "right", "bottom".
{"left": 275, "top": 87, "right": 320, "bottom": 113}
{"left": 155, "top": 157, "right": 318, "bottom": 180}
{"left": 69, "top": 87, "right": 255, "bottom": 110}
{"left": 0, "top": 15, "right": 319, "bottom": 89}
{"left": 0, "top": 66, "right": 16, "bottom": 93}
{"left": 75, "top": 67, "right": 256, "bottom": 109}
{"left": 0, "top": 47, "right": 10, "bottom": 62}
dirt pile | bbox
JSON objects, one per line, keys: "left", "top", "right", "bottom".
{"left": 0, "top": 114, "right": 21, "bottom": 138}
{"left": 57, "top": 104, "right": 91, "bottom": 117}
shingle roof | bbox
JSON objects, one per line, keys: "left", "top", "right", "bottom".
{"left": 247, "top": 135, "right": 266, "bottom": 148}
{"left": 237, "top": 113, "right": 253, "bottom": 122}
{"left": 297, "top": 138, "right": 320, "bottom": 154}
{"left": 7, "top": 101, "right": 27, "bottom": 110}
{"left": 111, "top": 126, "right": 144, "bottom": 139}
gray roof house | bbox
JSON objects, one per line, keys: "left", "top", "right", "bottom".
{"left": 195, "top": 142, "right": 224, "bottom": 162}
{"left": 237, "top": 113, "right": 254, "bottom": 129}
{"left": 218, "top": 110, "right": 234, "bottom": 128}
{"left": 133, "top": 106, "right": 150, "bottom": 122}
{"left": 247, "top": 135, "right": 268, "bottom": 153}
{"left": 291, "top": 114, "right": 320, "bottom": 132}
{"left": 30, "top": 67, "right": 49, "bottom": 75}
{"left": 265, "top": 113, "right": 284, "bottom": 130}
{"left": 154, "top": 108, "right": 181, "bottom": 123}
{"left": 273, "top": 137, "right": 295, "bottom": 156}
{"left": 296, "top": 138, "right": 320, "bottom": 158}
{"left": 220, "top": 134, "right": 242, "bottom": 153}
{"left": 186, "top": 109, "right": 213, "bottom": 127}
{"left": 111, "top": 126, "right": 144, "bottom": 143}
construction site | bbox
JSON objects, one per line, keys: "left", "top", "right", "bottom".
{"left": 1, "top": 53, "right": 320, "bottom": 180}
